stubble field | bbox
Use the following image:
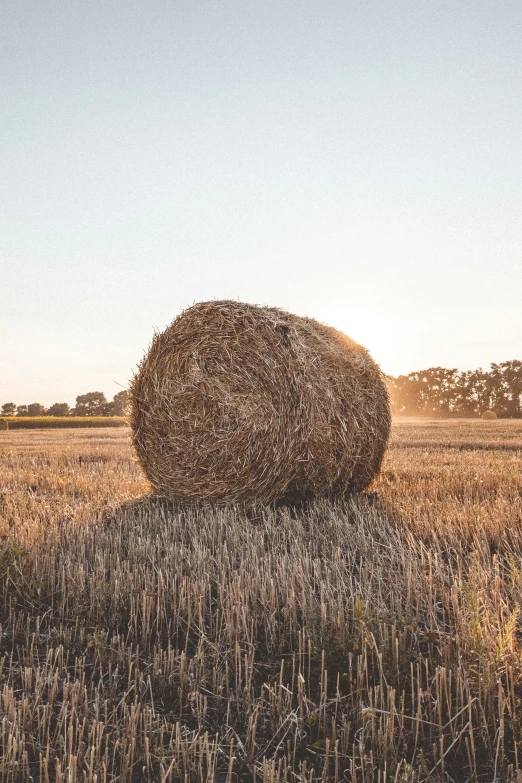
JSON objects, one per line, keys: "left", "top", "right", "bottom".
{"left": 0, "top": 420, "right": 521, "bottom": 782}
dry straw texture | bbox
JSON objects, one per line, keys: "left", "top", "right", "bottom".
{"left": 482, "top": 410, "right": 498, "bottom": 420}
{"left": 0, "top": 418, "right": 8, "bottom": 430}
{"left": 131, "top": 300, "right": 390, "bottom": 505}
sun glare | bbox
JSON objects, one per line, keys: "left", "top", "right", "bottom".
{"left": 315, "top": 303, "right": 400, "bottom": 375}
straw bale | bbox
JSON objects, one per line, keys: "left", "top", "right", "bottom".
{"left": 482, "top": 410, "right": 497, "bottom": 420}
{"left": 131, "top": 301, "right": 391, "bottom": 505}
{"left": 0, "top": 419, "right": 8, "bottom": 431}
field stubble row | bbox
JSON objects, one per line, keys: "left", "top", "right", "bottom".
{"left": 0, "top": 420, "right": 521, "bottom": 782}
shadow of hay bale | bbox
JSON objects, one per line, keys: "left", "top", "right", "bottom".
{"left": 101, "top": 490, "right": 394, "bottom": 537}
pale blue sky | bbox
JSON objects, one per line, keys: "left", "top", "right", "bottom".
{"left": 1, "top": 0, "right": 521, "bottom": 405}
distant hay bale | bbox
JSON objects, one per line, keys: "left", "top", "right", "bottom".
{"left": 130, "top": 301, "right": 391, "bottom": 506}
{"left": 0, "top": 419, "right": 8, "bottom": 431}
{"left": 482, "top": 410, "right": 497, "bottom": 420}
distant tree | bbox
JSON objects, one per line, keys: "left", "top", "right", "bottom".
{"left": 414, "top": 367, "right": 460, "bottom": 416}
{"left": 27, "top": 403, "right": 47, "bottom": 416}
{"left": 453, "top": 370, "right": 480, "bottom": 416}
{"left": 389, "top": 360, "right": 522, "bottom": 418}
{"left": 16, "top": 405, "right": 28, "bottom": 416}
{"left": 490, "top": 361, "right": 522, "bottom": 418}
{"left": 47, "top": 402, "right": 70, "bottom": 417}
{"left": 1, "top": 402, "right": 16, "bottom": 416}
{"left": 103, "top": 390, "right": 130, "bottom": 417}
{"left": 459, "top": 368, "right": 501, "bottom": 416}
{"left": 73, "top": 392, "right": 108, "bottom": 416}
{"left": 388, "top": 368, "right": 460, "bottom": 416}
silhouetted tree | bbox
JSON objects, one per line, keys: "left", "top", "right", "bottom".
{"left": 1, "top": 402, "right": 16, "bottom": 416}
{"left": 418, "top": 367, "right": 460, "bottom": 415}
{"left": 27, "top": 403, "right": 46, "bottom": 416}
{"left": 388, "top": 360, "right": 522, "bottom": 418}
{"left": 16, "top": 405, "right": 28, "bottom": 416}
{"left": 452, "top": 370, "right": 479, "bottom": 416}
{"left": 389, "top": 368, "right": 460, "bottom": 416}
{"left": 73, "top": 392, "right": 108, "bottom": 416}
{"left": 47, "top": 402, "right": 71, "bottom": 417}
{"left": 103, "top": 390, "right": 130, "bottom": 416}
{"left": 490, "top": 361, "right": 522, "bottom": 418}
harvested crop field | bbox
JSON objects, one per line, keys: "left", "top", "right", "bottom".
{"left": 0, "top": 420, "right": 522, "bottom": 782}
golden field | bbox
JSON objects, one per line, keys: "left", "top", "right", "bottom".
{"left": 0, "top": 420, "right": 521, "bottom": 782}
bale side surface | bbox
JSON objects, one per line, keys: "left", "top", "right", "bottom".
{"left": 131, "top": 301, "right": 390, "bottom": 505}
{"left": 482, "top": 410, "right": 498, "bottom": 420}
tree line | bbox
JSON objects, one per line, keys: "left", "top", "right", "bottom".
{"left": 2, "top": 360, "right": 521, "bottom": 420}
{"left": 388, "top": 360, "right": 522, "bottom": 418}
{"left": 1, "top": 391, "right": 130, "bottom": 418}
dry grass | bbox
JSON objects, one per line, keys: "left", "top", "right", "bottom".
{"left": 0, "top": 420, "right": 521, "bottom": 781}
{"left": 131, "top": 301, "right": 390, "bottom": 505}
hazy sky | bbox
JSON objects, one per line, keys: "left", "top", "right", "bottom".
{"left": 2, "top": 0, "right": 521, "bottom": 405}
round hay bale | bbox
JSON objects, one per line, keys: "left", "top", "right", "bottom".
{"left": 482, "top": 410, "right": 497, "bottom": 420}
{"left": 131, "top": 301, "right": 391, "bottom": 505}
{"left": 0, "top": 419, "right": 8, "bottom": 431}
